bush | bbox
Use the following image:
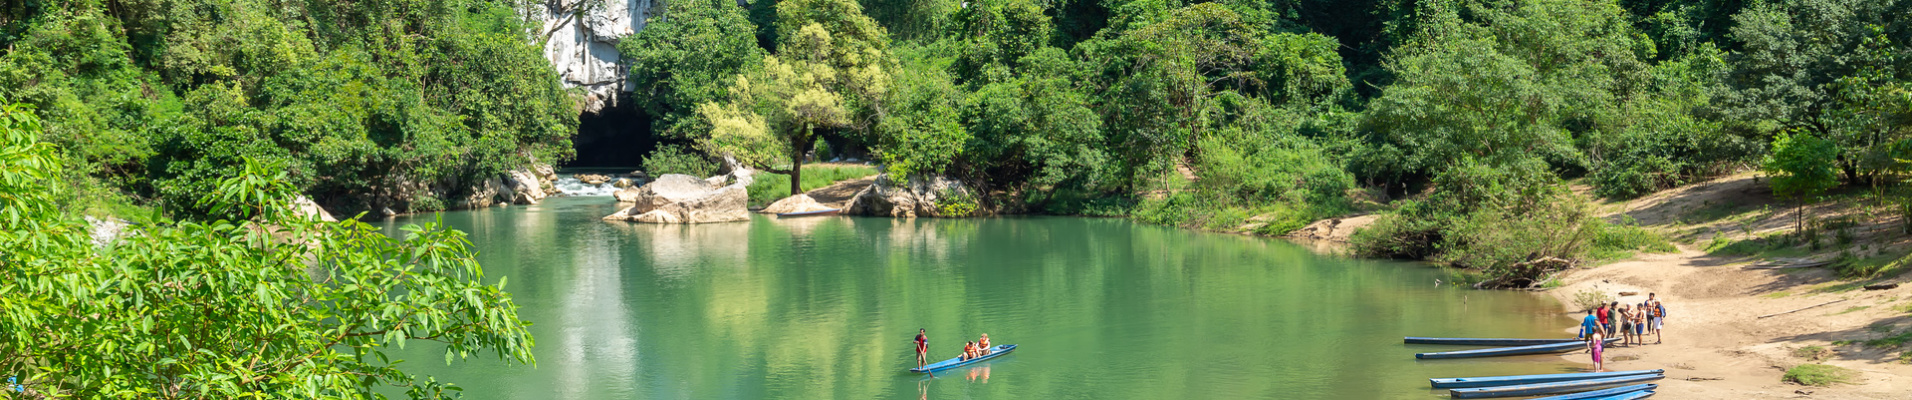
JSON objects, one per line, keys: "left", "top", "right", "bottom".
{"left": 1571, "top": 289, "right": 1614, "bottom": 312}
{"left": 935, "top": 189, "right": 980, "bottom": 217}
{"left": 1782, "top": 364, "right": 1855, "bottom": 386}
{"left": 1589, "top": 220, "right": 1677, "bottom": 260}
{"left": 642, "top": 144, "right": 720, "bottom": 177}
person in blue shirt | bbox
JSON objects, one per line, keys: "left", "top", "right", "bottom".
{"left": 1579, "top": 309, "right": 1601, "bottom": 340}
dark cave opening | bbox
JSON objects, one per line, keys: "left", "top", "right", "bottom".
{"left": 565, "top": 96, "right": 656, "bottom": 168}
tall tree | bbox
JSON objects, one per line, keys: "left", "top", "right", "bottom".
{"left": 696, "top": 0, "right": 891, "bottom": 195}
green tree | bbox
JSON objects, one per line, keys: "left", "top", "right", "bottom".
{"left": 622, "top": 0, "right": 768, "bottom": 140}
{"left": 1763, "top": 130, "right": 1840, "bottom": 233}
{"left": 0, "top": 103, "right": 535, "bottom": 398}
{"left": 696, "top": 0, "right": 891, "bottom": 195}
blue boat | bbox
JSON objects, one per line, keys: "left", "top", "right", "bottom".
{"left": 1416, "top": 338, "right": 1617, "bottom": 359}
{"left": 1405, "top": 337, "right": 1582, "bottom": 346}
{"left": 1431, "top": 370, "right": 1664, "bottom": 388}
{"left": 1528, "top": 384, "right": 1658, "bottom": 399}
{"left": 1449, "top": 374, "right": 1664, "bottom": 399}
{"left": 910, "top": 344, "right": 1016, "bottom": 374}
{"left": 1587, "top": 390, "right": 1654, "bottom": 400}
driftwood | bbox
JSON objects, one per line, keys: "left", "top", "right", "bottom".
{"left": 1744, "top": 260, "right": 1833, "bottom": 270}
{"left": 1864, "top": 283, "right": 1900, "bottom": 291}
{"left": 1756, "top": 299, "right": 1849, "bottom": 319}
{"left": 1618, "top": 291, "right": 1640, "bottom": 296}
{"left": 1474, "top": 257, "right": 1576, "bottom": 289}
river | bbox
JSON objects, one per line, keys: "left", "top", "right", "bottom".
{"left": 375, "top": 195, "right": 1580, "bottom": 399}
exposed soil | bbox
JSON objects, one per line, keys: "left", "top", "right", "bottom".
{"left": 1541, "top": 173, "right": 1912, "bottom": 399}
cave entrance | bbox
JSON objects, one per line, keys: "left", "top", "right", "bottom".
{"left": 565, "top": 95, "right": 655, "bottom": 168}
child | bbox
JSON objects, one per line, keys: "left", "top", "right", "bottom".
{"left": 1588, "top": 329, "right": 1606, "bottom": 371}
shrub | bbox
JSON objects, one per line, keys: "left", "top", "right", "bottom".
{"left": 1782, "top": 364, "right": 1855, "bottom": 386}
{"left": 1791, "top": 346, "right": 1833, "bottom": 362}
{"left": 642, "top": 144, "right": 719, "bottom": 177}
{"left": 935, "top": 189, "right": 980, "bottom": 217}
{"left": 1572, "top": 289, "right": 1614, "bottom": 312}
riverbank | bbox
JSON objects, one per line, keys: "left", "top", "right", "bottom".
{"left": 1535, "top": 174, "right": 1912, "bottom": 399}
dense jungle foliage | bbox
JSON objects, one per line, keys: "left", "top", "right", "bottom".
{"left": 626, "top": 0, "right": 1910, "bottom": 273}
{"left": 0, "top": 0, "right": 577, "bottom": 219}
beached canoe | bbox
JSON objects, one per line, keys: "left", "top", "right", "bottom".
{"left": 1416, "top": 338, "right": 1618, "bottom": 359}
{"left": 910, "top": 344, "right": 1016, "bottom": 374}
{"left": 1449, "top": 374, "right": 1664, "bottom": 399}
{"left": 1405, "top": 337, "right": 1582, "bottom": 346}
{"left": 1587, "top": 390, "right": 1654, "bottom": 400}
{"left": 1527, "top": 384, "right": 1658, "bottom": 400}
{"left": 1431, "top": 370, "right": 1664, "bottom": 388}
{"left": 777, "top": 208, "right": 842, "bottom": 218}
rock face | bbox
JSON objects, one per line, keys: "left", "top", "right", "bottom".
{"left": 603, "top": 171, "right": 753, "bottom": 224}
{"left": 760, "top": 194, "right": 834, "bottom": 214}
{"left": 845, "top": 174, "right": 977, "bottom": 218}
{"left": 538, "top": 0, "right": 656, "bottom": 113}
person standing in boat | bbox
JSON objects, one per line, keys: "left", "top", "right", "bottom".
{"left": 915, "top": 329, "right": 930, "bottom": 368}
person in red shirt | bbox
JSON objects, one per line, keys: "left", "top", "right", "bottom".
{"left": 1595, "top": 303, "right": 1612, "bottom": 336}
{"left": 914, "top": 329, "right": 929, "bottom": 367}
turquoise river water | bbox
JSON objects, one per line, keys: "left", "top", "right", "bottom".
{"left": 376, "top": 196, "right": 1583, "bottom": 399}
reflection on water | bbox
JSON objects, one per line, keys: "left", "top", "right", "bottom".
{"left": 378, "top": 197, "right": 1576, "bottom": 399}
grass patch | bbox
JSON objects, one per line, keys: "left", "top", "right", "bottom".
{"left": 1899, "top": 352, "right": 1912, "bottom": 365}
{"left": 1864, "top": 329, "right": 1912, "bottom": 349}
{"left": 744, "top": 164, "right": 879, "bottom": 207}
{"left": 1782, "top": 364, "right": 1856, "bottom": 386}
{"left": 1762, "top": 291, "right": 1792, "bottom": 299}
{"left": 1828, "top": 306, "right": 1870, "bottom": 316}
{"left": 1792, "top": 346, "right": 1834, "bottom": 362}
{"left": 1831, "top": 250, "right": 1912, "bottom": 280}
{"left": 1589, "top": 220, "right": 1677, "bottom": 261}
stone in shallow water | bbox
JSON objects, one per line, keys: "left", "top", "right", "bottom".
{"left": 761, "top": 194, "right": 834, "bottom": 214}
{"left": 604, "top": 174, "right": 749, "bottom": 223}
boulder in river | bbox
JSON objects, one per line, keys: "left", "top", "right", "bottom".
{"left": 760, "top": 194, "right": 835, "bottom": 214}
{"left": 845, "top": 174, "right": 978, "bottom": 218}
{"left": 603, "top": 173, "right": 750, "bottom": 224}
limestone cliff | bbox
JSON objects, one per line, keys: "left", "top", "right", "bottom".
{"left": 538, "top": 0, "right": 657, "bottom": 113}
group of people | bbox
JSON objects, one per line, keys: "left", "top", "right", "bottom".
{"left": 913, "top": 329, "right": 994, "bottom": 367}
{"left": 1579, "top": 293, "right": 1668, "bottom": 370}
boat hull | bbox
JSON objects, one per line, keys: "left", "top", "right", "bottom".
{"left": 1527, "top": 383, "right": 1658, "bottom": 400}
{"left": 1432, "top": 370, "right": 1664, "bottom": 388}
{"left": 1417, "top": 338, "right": 1617, "bottom": 359}
{"left": 1405, "top": 337, "right": 1583, "bottom": 346}
{"left": 1588, "top": 390, "right": 1654, "bottom": 400}
{"left": 910, "top": 344, "right": 1016, "bottom": 374}
{"left": 1449, "top": 374, "right": 1664, "bottom": 399}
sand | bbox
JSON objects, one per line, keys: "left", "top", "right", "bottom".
{"left": 1537, "top": 173, "right": 1912, "bottom": 399}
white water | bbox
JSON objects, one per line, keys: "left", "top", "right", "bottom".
{"left": 553, "top": 176, "right": 624, "bottom": 197}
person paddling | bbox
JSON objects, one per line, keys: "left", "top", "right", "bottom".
{"left": 914, "top": 329, "right": 929, "bottom": 368}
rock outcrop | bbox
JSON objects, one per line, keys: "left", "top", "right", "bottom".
{"left": 538, "top": 0, "right": 657, "bottom": 113}
{"left": 760, "top": 194, "right": 834, "bottom": 214}
{"left": 844, "top": 174, "right": 978, "bottom": 218}
{"left": 603, "top": 171, "right": 754, "bottom": 224}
